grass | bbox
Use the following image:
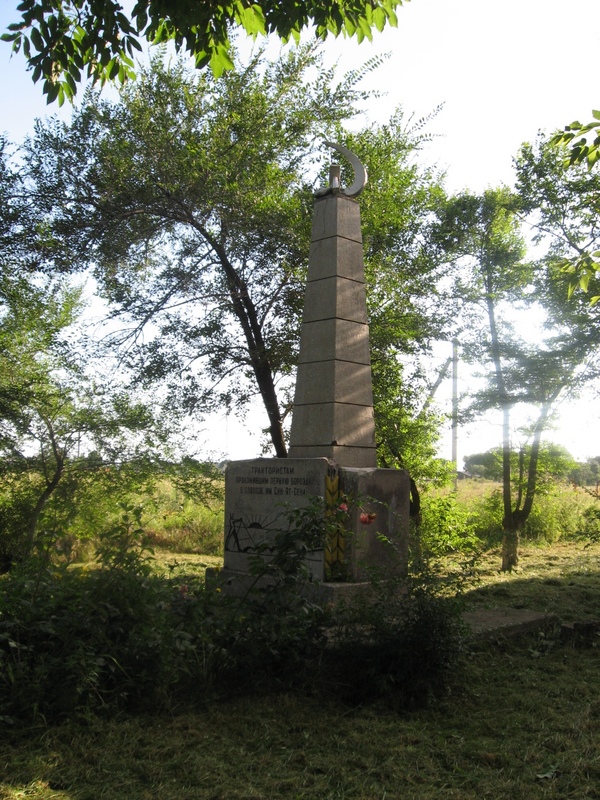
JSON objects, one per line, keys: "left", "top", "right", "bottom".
{"left": 141, "top": 478, "right": 224, "bottom": 557}
{"left": 466, "top": 541, "right": 600, "bottom": 621}
{"left": 1, "top": 540, "right": 600, "bottom": 799}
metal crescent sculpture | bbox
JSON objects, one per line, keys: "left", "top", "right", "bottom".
{"left": 324, "top": 141, "right": 368, "bottom": 197}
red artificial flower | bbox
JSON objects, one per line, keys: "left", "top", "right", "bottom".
{"left": 360, "top": 512, "right": 377, "bottom": 524}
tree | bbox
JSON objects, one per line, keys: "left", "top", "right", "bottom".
{"left": 2, "top": 0, "right": 406, "bottom": 104}
{"left": 546, "top": 120, "right": 600, "bottom": 304}
{"left": 435, "top": 188, "right": 594, "bottom": 570}
{"left": 570, "top": 456, "right": 600, "bottom": 492}
{"left": 550, "top": 111, "right": 600, "bottom": 170}
{"left": 515, "top": 132, "right": 600, "bottom": 308}
{"left": 0, "top": 140, "right": 175, "bottom": 563}
{"left": 0, "top": 280, "right": 173, "bottom": 563}
{"left": 344, "top": 112, "right": 452, "bottom": 483}
{"left": 464, "top": 444, "right": 576, "bottom": 484}
{"left": 23, "top": 47, "right": 449, "bottom": 467}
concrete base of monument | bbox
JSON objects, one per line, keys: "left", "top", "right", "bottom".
{"left": 222, "top": 457, "right": 412, "bottom": 585}
{"left": 205, "top": 566, "right": 373, "bottom": 607}
{"left": 219, "top": 458, "right": 410, "bottom": 602}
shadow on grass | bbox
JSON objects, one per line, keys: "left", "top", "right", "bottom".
{"left": 464, "top": 541, "right": 600, "bottom": 622}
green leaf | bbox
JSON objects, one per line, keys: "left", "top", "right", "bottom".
{"left": 372, "top": 7, "right": 387, "bottom": 32}
{"left": 587, "top": 147, "right": 600, "bottom": 169}
{"left": 31, "top": 28, "right": 45, "bottom": 53}
{"left": 235, "top": 3, "right": 266, "bottom": 36}
{"left": 44, "top": 81, "right": 59, "bottom": 104}
{"left": 209, "top": 44, "right": 234, "bottom": 78}
{"left": 592, "top": 109, "right": 600, "bottom": 121}
{"left": 107, "top": 57, "right": 120, "bottom": 80}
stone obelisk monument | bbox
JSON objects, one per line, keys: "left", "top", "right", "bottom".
{"left": 288, "top": 157, "right": 376, "bottom": 467}
{"left": 219, "top": 144, "right": 410, "bottom": 596}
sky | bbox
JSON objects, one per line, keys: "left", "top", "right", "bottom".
{"left": 1, "top": 0, "right": 599, "bottom": 465}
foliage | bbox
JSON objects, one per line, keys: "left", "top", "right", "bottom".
{"left": 417, "top": 493, "right": 480, "bottom": 557}
{"left": 0, "top": 135, "right": 182, "bottom": 565}
{"left": 465, "top": 480, "right": 596, "bottom": 546}
{"left": 326, "top": 536, "right": 468, "bottom": 710}
{"left": 23, "top": 48, "right": 448, "bottom": 470}
{"left": 4, "top": 567, "right": 600, "bottom": 800}
{"left": 0, "top": 490, "right": 474, "bottom": 723}
{"left": 464, "top": 443, "right": 577, "bottom": 484}
{"left": 22, "top": 46, "right": 373, "bottom": 457}
{"left": 0, "top": 285, "right": 170, "bottom": 564}
{"left": 1, "top": 0, "right": 406, "bottom": 103}
{"left": 142, "top": 474, "right": 224, "bottom": 556}
{"left": 435, "top": 187, "right": 598, "bottom": 569}
{"left": 579, "top": 504, "right": 600, "bottom": 541}
{"left": 5, "top": 543, "right": 600, "bottom": 799}
{"left": 571, "top": 456, "right": 600, "bottom": 494}
{"left": 550, "top": 109, "right": 600, "bottom": 170}
{"left": 347, "top": 113, "right": 452, "bottom": 483}
{"left": 517, "top": 131, "right": 600, "bottom": 305}
{"left": 0, "top": 497, "right": 328, "bottom": 722}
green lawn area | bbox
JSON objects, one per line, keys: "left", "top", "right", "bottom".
{"left": 1, "top": 541, "right": 599, "bottom": 800}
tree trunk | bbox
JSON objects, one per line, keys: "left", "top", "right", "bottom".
{"left": 25, "top": 460, "right": 64, "bottom": 557}
{"left": 501, "top": 529, "right": 520, "bottom": 571}
{"left": 485, "top": 286, "right": 516, "bottom": 570}
{"left": 24, "top": 420, "right": 66, "bottom": 558}
{"left": 195, "top": 224, "right": 288, "bottom": 457}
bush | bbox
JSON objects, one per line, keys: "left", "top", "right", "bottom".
{"left": 324, "top": 543, "right": 468, "bottom": 709}
{"left": 0, "top": 502, "right": 327, "bottom": 722}
{"left": 0, "top": 498, "right": 470, "bottom": 723}
{"left": 469, "top": 484, "right": 596, "bottom": 545}
{"left": 0, "top": 506, "right": 195, "bottom": 721}
{"left": 418, "top": 494, "right": 481, "bottom": 557}
{"left": 577, "top": 503, "right": 600, "bottom": 541}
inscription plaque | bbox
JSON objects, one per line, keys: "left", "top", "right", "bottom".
{"left": 223, "top": 458, "right": 331, "bottom": 580}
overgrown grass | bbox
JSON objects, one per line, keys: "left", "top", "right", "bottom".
{"left": 129, "top": 478, "right": 224, "bottom": 557}
{"left": 1, "top": 541, "right": 599, "bottom": 798}
{"left": 423, "top": 478, "right": 599, "bottom": 548}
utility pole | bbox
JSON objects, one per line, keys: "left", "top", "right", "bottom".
{"left": 452, "top": 339, "right": 459, "bottom": 491}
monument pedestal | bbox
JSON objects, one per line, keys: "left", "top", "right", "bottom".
{"left": 214, "top": 458, "right": 410, "bottom": 601}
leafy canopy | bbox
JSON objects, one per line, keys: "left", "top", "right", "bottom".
{"left": 516, "top": 132, "right": 600, "bottom": 306}
{"left": 549, "top": 113, "right": 600, "bottom": 303}
{"left": 2, "top": 0, "right": 406, "bottom": 104}
{"left": 550, "top": 110, "right": 600, "bottom": 170}
{"left": 22, "top": 46, "right": 449, "bottom": 473}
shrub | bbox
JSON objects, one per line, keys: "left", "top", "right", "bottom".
{"left": 418, "top": 494, "right": 481, "bottom": 557}
{"left": 0, "top": 498, "right": 470, "bottom": 723}
{"left": 469, "top": 483, "right": 596, "bottom": 545}
{"left": 324, "top": 542, "right": 469, "bottom": 709}
{"left": 0, "top": 501, "right": 327, "bottom": 722}
{"left": 577, "top": 503, "right": 600, "bottom": 541}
